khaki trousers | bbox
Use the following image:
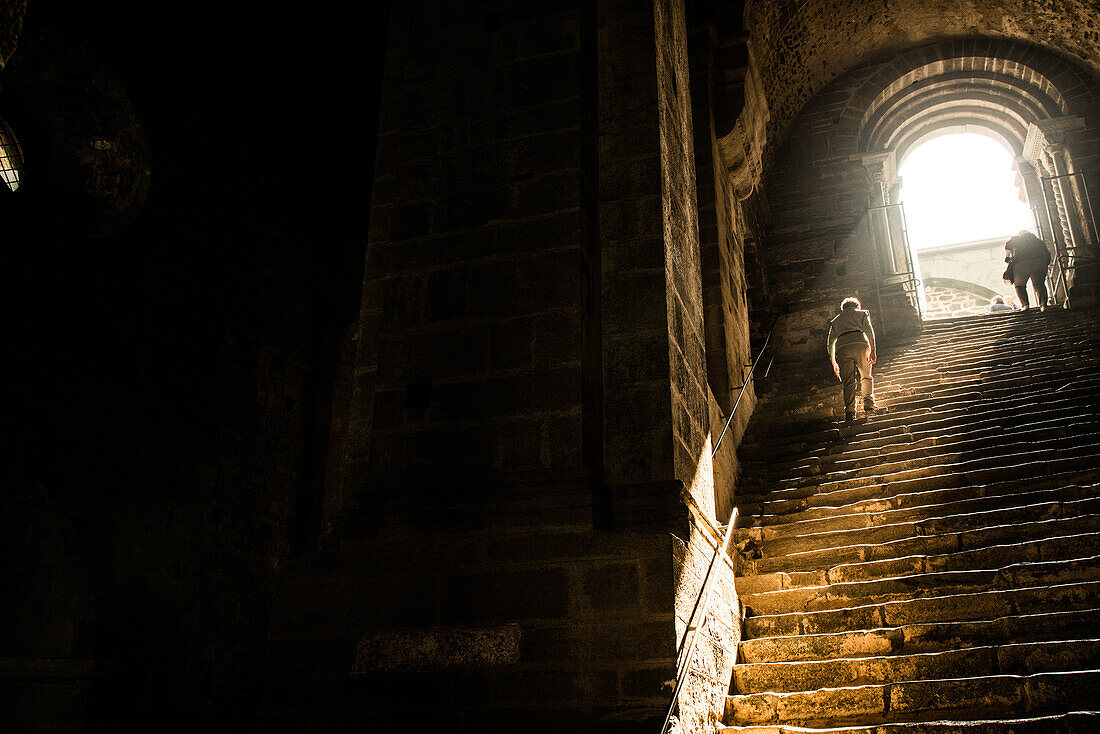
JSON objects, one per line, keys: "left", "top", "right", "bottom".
{"left": 835, "top": 342, "right": 874, "bottom": 412}
{"left": 1011, "top": 258, "right": 1049, "bottom": 308}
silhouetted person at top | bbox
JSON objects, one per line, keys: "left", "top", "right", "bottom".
{"left": 1003, "top": 230, "right": 1051, "bottom": 311}
{"left": 827, "top": 297, "right": 887, "bottom": 422}
{"left": 988, "top": 295, "right": 1015, "bottom": 313}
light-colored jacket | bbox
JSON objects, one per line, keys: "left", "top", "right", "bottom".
{"left": 826, "top": 308, "right": 875, "bottom": 357}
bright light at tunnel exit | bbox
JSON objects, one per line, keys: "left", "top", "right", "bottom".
{"left": 898, "top": 134, "right": 1037, "bottom": 250}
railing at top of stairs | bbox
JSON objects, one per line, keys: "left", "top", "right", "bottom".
{"left": 659, "top": 321, "right": 776, "bottom": 734}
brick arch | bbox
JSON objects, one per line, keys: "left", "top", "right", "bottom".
{"left": 834, "top": 39, "right": 1098, "bottom": 158}
{"left": 862, "top": 77, "right": 1058, "bottom": 159}
{"left": 897, "top": 123, "right": 1021, "bottom": 170}
{"left": 858, "top": 62, "right": 1064, "bottom": 159}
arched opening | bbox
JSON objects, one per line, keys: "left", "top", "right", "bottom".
{"left": 898, "top": 132, "right": 1039, "bottom": 319}
{"left": 0, "top": 115, "right": 24, "bottom": 192}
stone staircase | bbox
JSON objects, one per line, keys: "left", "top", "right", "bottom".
{"left": 723, "top": 307, "right": 1100, "bottom": 733}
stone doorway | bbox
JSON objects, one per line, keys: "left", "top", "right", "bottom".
{"left": 897, "top": 133, "right": 1039, "bottom": 320}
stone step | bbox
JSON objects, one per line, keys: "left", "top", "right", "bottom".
{"left": 740, "top": 416, "right": 1100, "bottom": 497}
{"left": 733, "top": 638, "right": 1100, "bottom": 695}
{"left": 738, "top": 608, "right": 1100, "bottom": 664}
{"left": 741, "top": 395, "right": 1100, "bottom": 471}
{"left": 740, "top": 410, "right": 1094, "bottom": 481}
{"left": 884, "top": 348, "right": 1100, "bottom": 384}
{"left": 756, "top": 335, "right": 1100, "bottom": 401}
{"left": 744, "top": 580, "right": 1100, "bottom": 639}
{"left": 736, "top": 528, "right": 1100, "bottom": 596}
{"left": 739, "top": 374, "right": 1100, "bottom": 453}
{"left": 739, "top": 477, "right": 1096, "bottom": 542}
{"left": 747, "top": 513, "right": 1100, "bottom": 578}
{"left": 881, "top": 343, "right": 1100, "bottom": 380}
{"left": 744, "top": 494, "right": 1100, "bottom": 560}
{"left": 742, "top": 379, "right": 1100, "bottom": 462}
{"left": 758, "top": 347, "right": 1100, "bottom": 407}
{"left": 745, "top": 510, "right": 1100, "bottom": 577}
{"left": 719, "top": 711, "right": 1100, "bottom": 733}
{"left": 725, "top": 670, "right": 1100, "bottom": 728}
{"left": 740, "top": 455, "right": 1100, "bottom": 521}
{"left": 741, "top": 555, "right": 1100, "bottom": 616}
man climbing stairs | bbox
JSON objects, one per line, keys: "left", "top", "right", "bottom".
{"left": 724, "top": 308, "right": 1100, "bottom": 732}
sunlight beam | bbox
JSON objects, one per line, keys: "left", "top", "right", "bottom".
{"left": 899, "top": 134, "right": 1036, "bottom": 250}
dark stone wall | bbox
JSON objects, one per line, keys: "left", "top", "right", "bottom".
{"left": 263, "top": 2, "right": 740, "bottom": 732}
{"left": 348, "top": 0, "right": 593, "bottom": 507}
{"left": 1, "top": 2, "right": 383, "bottom": 730}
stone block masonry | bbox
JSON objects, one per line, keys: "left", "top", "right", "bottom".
{"left": 352, "top": 0, "right": 593, "bottom": 497}
{"left": 266, "top": 504, "right": 737, "bottom": 732}
{"left": 266, "top": 1, "right": 745, "bottom": 730}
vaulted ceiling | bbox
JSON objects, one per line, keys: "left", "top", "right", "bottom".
{"left": 724, "top": 0, "right": 1099, "bottom": 191}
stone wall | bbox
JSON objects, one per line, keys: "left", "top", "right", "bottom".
{"left": 351, "top": 1, "right": 592, "bottom": 499}
{"left": 916, "top": 237, "right": 1015, "bottom": 301}
{"left": 922, "top": 284, "right": 999, "bottom": 320}
{"left": 688, "top": 10, "right": 758, "bottom": 524}
{"left": 261, "top": 1, "right": 742, "bottom": 731}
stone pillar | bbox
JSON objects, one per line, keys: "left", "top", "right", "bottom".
{"left": 1015, "top": 156, "right": 1056, "bottom": 246}
{"left": 862, "top": 153, "right": 892, "bottom": 274}
{"left": 599, "top": 0, "right": 715, "bottom": 527}
{"left": 861, "top": 151, "right": 919, "bottom": 337}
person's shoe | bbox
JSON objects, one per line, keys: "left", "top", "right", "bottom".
{"left": 845, "top": 411, "right": 856, "bottom": 422}
{"left": 864, "top": 401, "right": 888, "bottom": 415}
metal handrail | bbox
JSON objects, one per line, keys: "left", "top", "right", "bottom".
{"left": 657, "top": 508, "right": 737, "bottom": 734}
{"left": 711, "top": 322, "right": 777, "bottom": 458}
{"left": 659, "top": 322, "right": 776, "bottom": 734}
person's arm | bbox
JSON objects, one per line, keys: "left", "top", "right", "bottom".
{"left": 826, "top": 321, "right": 840, "bottom": 378}
{"left": 863, "top": 312, "right": 877, "bottom": 365}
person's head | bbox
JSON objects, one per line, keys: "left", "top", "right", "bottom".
{"left": 991, "top": 295, "right": 1004, "bottom": 305}
{"left": 841, "top": 297, "right": 861, "bottom": 311}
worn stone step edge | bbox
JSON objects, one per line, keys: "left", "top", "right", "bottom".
{"left": 741, "top": 385, "right": 1100, "bottom": 466}
{"left": 743, "top": 580, "right": 1100, "bottom": 640}
{"left": 741, "top": 473, "right": 1097, "bottom": 537}
{"left": 736, "top": 529, "right": 1100, "bottom": 596}
{"left": 724, "top": 669, "right": 1100, "bottom": 727}
{"left": 742, "top": 375, "right": 1100, "bottom": 452}
{"left": 740, "top": 410, "right": 1097, "bottom": 481}
{"left": 757, "top": 361, "right": 1100, "bottom": 424}
{"left": 733, "top": 637, "right": 1100, "bottom": 695}
{"left": 718, "top": 709, "right": 1100, "bottom": 733}
{"left": 750, "top": 344, "right": 1100, "bottom": 422}
{"left": 738, "top": 608, "right": 1100, "bottom": 665}
{"left": 740, "top": 417, "right": 1100, "bottom": 496}
{"left": 741, "top": 555, "right": 1100, "bottom": 616}
{"left": 744, "top": 494, "right": 1100, "bottom": 560}
{"left": 739, "top": 479, "right": 1097, "bottom": 542}
{"left": 756, "top": 326, "right": 1100, "bottom": 399}
{"left": 740, "top": 457, "right": 1100, "bottom": 521}
{"left": 746, "top": 513, "right": 1100, "bottom": 577}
